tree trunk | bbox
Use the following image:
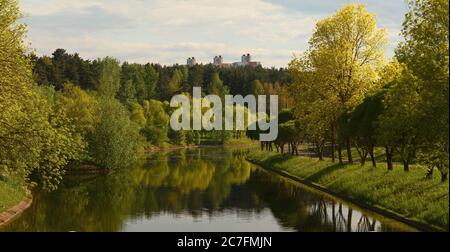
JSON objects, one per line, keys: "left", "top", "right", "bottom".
{"left": 346, "top": 138, "right": 353, "bottom": 164}
{"left": 386, "top": 147, "right": 393, "bottom": 171}
{"left": 331, "top": 125, "right": 336, "bottom": 163}
{"left": 355, "top": 145, "right": 367, "bottom": 166}
{"left": 347, "top": 209, "right": 353, "bottom": 232}
{"left": 318, "top": 147, "right": 324, "bottom": 161}
{"left": 360, "top": 153, "right": 367, "bottom": 166}
{"left": 441, "top": 171, "right": 448, "bottom": 182}
{"left": 403, "top": 161, "right": 410, "bottom": 172}
{"left": 338, "top": 144, "right": 343, "bottom": 165}
{"left": 369, "top": 147, "right": 376, "bottom": 167}
{"left": 332, "top": 202, "right": 336, "bottom": 232}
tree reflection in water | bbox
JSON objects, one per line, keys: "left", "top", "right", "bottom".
{"left": 2, "top": 148, "right": 416, "bottom": 232}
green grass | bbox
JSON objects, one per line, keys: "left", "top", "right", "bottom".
{"left": 247, "top": 150, "right": 449, "bottom": 231}
{"left": 0, "top": 174, "right": 28, "bottom": 212}
{"left": 223, "top": 137, "right": 256, "bottom": 146}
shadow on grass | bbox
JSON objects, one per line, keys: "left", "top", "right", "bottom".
{"left": 305, "top": 163, "right": 346, "bottom": 182}
{"left": 262, "top": 153, "right": 296, "bottom": 167}
{"left": 434, "top": 193, "right": 449, "bottom": 201}
{"left": 260, "top": 152, "right": 348, "bottom": 183}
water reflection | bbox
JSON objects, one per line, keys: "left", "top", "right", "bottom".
{"left": 2, "top": 148, "right": 416, "bottom": 232}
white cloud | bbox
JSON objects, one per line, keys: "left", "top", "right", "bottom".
{"left": 20, "top": 0, "right": 406, "bottom": 67}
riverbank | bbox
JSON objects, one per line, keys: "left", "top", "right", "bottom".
{"left": 0, "top": 175, "right": 28, "bottom": 212}
{"left": 246, "top": 150, "right": 449, "bottom": 231}
{"left": 0, "top": 176, "right": 32, "bottom": 227}
{"left": 146, "top": 139, "right": 257, "bottom": 153}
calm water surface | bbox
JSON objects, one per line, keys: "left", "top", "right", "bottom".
{"left": 2, "top": 148, "right": 416, "bottom": 232}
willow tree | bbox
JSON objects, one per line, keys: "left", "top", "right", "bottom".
{"left": 290, "top": 4, "right": 387, "bottom": 163}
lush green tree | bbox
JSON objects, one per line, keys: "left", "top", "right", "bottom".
{"left": 34, "top": 86, "right": 85, "bottom": 189}
{"left": 290, "top": 4, "right": 387, "bottom": 163}
{"left": 118, "top": 79, "right": 136, "bottom": 105}
{"left": 396, "top": 0, "right": 449, "bottom": 181}
{"left": 143, "top": 64, "right": 159, "bottom": 100}
{"left": 207, "top": 72, "right": 229, "bottom": 97}
{"left": 276, "top": 83, "right": 294, "bottom": 110}
{"left": 397, "top": 0, "right": 448, "bottom": 84}
{"left": 278, "top": 109, "right": 295, "bottom": 124}
{"left": 166, "top": 69, "right": 182, "bottom": 97}
{"left": 31, "top": 55, "right": 53, "bottom": 86}
{"left": 338, "top": 91, "right": 385, "bottom": 167}
{"left": 376, "top": 65, "right": 422, "bottom": 172}
{"left": 207, "top": 72, "right": 223, "bottom": 95}
{"left": 142, "top": 99, "right": 170, "bottom": 145}
{"left": 0, "top": 2, "right": 35, "bottom": 173}
{"left": 87, "top": 98, "right": 145, "bottom": 170}
{"left": 97, "top": 57, "right": 121, "bottom": 98}
{"left": 275, "top": 120, "right": 302, "bottom": 155}
{"left": 248, "top": 79, "right": 265, "bottom": 96}
{"left": 32, "top": 49, "right": 97, "bottom": 90}
{"left": 187, "top": 64, "right": 204, "bottom": 89}
{"left": 179, "top": 66, "right": 190, "bottom": 92}
{"left": 1, "top": 0, "right": 83, "bottom": 190}
{"left": 120, "top": 63, "right": 146, "bottom": 103}
{"left": 289, "top": 62, "right": 334, "bottom": 160}
{"left": 57, "top": 82, "right": 98, "bottom": 136}
{"left": 130, "top": 103, "right": 147, "bottom": 129}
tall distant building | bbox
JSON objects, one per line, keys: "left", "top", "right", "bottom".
{"left": 213, "top": 55, "right": 224, "bottom": 65}
{"left": 213, "top": 55, "right": 231, "bottom": 67}
{"left": 187, "top": 57, "right": 197, "bottom": 67}
{"left": 187, "top": 54, "right": 261, "bottom": 67}
{"left": 212, "top": 53, "right": 261, "bottom": 68}
{"left": 234, "top": 53, "right": 260, "bottom": 67}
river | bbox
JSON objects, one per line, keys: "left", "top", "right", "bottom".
{"left": 1, "top": 147, "right": 417, "bottom": 232}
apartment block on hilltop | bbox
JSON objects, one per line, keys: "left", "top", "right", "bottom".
{"left": 187, "top": 57, "right": 197, "bottom": 67}
{"left": 187, "top": 54, "right": 261, "bottom": 67}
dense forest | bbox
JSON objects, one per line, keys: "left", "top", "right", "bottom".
{"left": 0, "top": 0, "right": 448, "bottom": 198}
{"left": 30, "top": 49, "right": 293, "bottom": 102}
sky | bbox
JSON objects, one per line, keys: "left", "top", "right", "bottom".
{"left": 20, "top": 0, "right": 409, "bottom": 68}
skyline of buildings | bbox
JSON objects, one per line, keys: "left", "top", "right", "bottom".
{"left": 187, "top": 53, "right": 261, "bottom": 67}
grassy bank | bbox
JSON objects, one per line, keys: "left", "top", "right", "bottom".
{"left": 247, "top": 150, "right": 449, "bottom": 231}
{"left": 0, "top": 175, "right": 28, "bottom": 212}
